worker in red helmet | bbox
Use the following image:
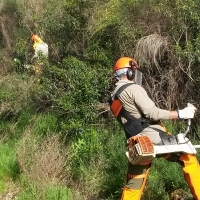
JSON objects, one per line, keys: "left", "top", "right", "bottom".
{"left": 108, "top": 57, "right": 200, "bottom": 199}
{"left": 31, "top": 34, "right": 48, "bottom": 74}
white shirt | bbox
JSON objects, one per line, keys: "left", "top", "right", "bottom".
{"left": 32, "top": 43, "right": 48, "bottom": 60}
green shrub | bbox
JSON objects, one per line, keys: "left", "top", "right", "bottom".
{"left": 0, "top": 142, "right": 20, "bottom": 183}
{"left": 143, "top": 158, "right": 190, "bottom": 199}
{"left": 17, "top": 183, "right": 72, "bottom": 200}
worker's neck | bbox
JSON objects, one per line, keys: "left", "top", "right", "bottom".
{"left": 120, "top": 77, "right": 135, "bottom": 82}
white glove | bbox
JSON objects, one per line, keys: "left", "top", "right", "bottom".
{"left": 178, "top": 103, "right": 197, "bottom": 119}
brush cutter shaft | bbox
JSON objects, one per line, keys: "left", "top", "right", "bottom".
{"left": 153, "top": 142, "right": 197, "bottom": 155}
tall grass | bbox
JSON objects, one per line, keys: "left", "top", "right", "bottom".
{"left": 142, "top": 158, "right": 195, "bottom": 200}
{"left": 17, "top": 183, "right": 72, "bottom": 200}
{"left": 0, "top": 107, "right": 200, "bottom": 199}
{"left": 0, "top": 142, "right": 20, "bottom": 193}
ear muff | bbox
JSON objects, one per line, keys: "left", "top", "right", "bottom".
{"left": 127, "top": 60, "right": 136, "bottom": 80}
{"left": 127, "top": 68, "right": 134, "bottom": 80}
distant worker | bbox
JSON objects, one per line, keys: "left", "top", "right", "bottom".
{"left": 108, "top": 57, "right": 200, "bottom": 200}
{"left": 31, "top": 34, "right": 48, "bottom": 74}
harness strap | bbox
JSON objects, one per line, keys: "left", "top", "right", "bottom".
{"left": 109, "top": 83, "right": 156, "bottom": 138}
{"left": 114, "top": 83, "right": 134, "bottom": 99}
{"left": 114, "top": 83, "right": 150, "bottom": 127}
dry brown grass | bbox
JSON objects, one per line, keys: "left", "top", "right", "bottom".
{"left": 133, "top": 33, "right": 194, "bottom": 110}
{"left": 28, "top": 135, "right": 66, "bottom": 187}
{"left": 135, "top": 33, "right": 170, "bottom": 70}
{"left": 0, "top": 181, "right": 20, "bottom": 200}
{"left": 0, "top": 1, "right": 18, "bottom": 51}
{"left": 16, "top": 129, "right": 69, "bottom": 189}
{"left": 16, "top": 122, "right": 106, "bottom": 199}
{"left": 16, "top": 0, "right": 45, "bottom": 36}
{"left": 170, "top": 188, "right": 193, "bottom": 200}
{"left": 70, "top": 156, "right": 106, "bottom": 200}
{"left": 1, "top": 15, "right": 12, "bottom": 50}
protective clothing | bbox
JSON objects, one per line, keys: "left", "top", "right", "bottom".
{"left": 121, "top": 152, "right": 200, "bottom": 200}
{"left": 31, "top": 34, "right": 48, "bottom": 74}
{"left": 178, "top": 104, "right": 197, "bottom": 119}
{"left": 121, "top": 163, "right": 151, "bottom": 200}
{"left": 180, "top": 154, "right": 200, "bottom": 199}
{"left": 31, "top": 34, "right": 48, "bottom": 58}
{"left": 32, "top": 42, "right": 48, "bottom": 59}
{"left": 108, "top": 83, "right": 159, "bottom": 139}
{"left": 110, "top": 58, "right": 200, "bottom": 199}
{"left": 111, "top": 80, "right": 170, "bottom": 143}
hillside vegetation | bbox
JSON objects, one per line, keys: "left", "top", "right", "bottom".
{"left": 0, "top": 0, "right": 200, "bottom": 199}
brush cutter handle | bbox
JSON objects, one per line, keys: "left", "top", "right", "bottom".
{"left": 183, "top": 119, "right": 191, "bottom": 137}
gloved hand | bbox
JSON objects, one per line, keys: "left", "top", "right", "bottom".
{"left": 178, "top": 103, "right": 197, "bottom": 119}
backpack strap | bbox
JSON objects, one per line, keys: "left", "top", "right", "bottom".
{"left": 108, "top": 83, "right": 160, "bottom": 139}
{"left": 114, "top": 83, "right": 135, "bottom": 100}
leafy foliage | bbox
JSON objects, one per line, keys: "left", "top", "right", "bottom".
{"left": 1, "top": 0, "right": 200, "bottom": 199}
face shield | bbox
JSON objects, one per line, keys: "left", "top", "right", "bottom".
{"left": 129, "top": 60, "right": 143, "bottom": 85}
{"left": 134, "top": 68, "right": 143, "bottom": 85}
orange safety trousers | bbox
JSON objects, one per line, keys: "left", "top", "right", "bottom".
{"left": 121, "top": 154, "right": 200, "bottom": 200}
{"left": 180, "top": 154, "right": 200, "bottom": 200}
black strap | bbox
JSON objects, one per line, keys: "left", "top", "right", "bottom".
{"left": 114, "top": 83, "right": 147, "bottom": 123}
{"left": 114, "top": 83, "right": 135, "bottom": 99}
{"left": 109, "top": 83, "right": 160, "bottom": 138}
{"left": 113, "top": 83, "right": 149, "bottom": 137}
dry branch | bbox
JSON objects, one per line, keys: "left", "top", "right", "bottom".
{"left": 135, "top": 33, "right": 169, "bottom": 70}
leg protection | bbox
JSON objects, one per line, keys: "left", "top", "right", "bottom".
{"left": 121, "top": 162, "right": 151, "bottom": 200}
{"left": 180, "top": 154, "right": 200, "bottom": 200}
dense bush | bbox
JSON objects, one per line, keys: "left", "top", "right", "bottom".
{"left": 1, "top": 0, "right": 200, "bottom": 199}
